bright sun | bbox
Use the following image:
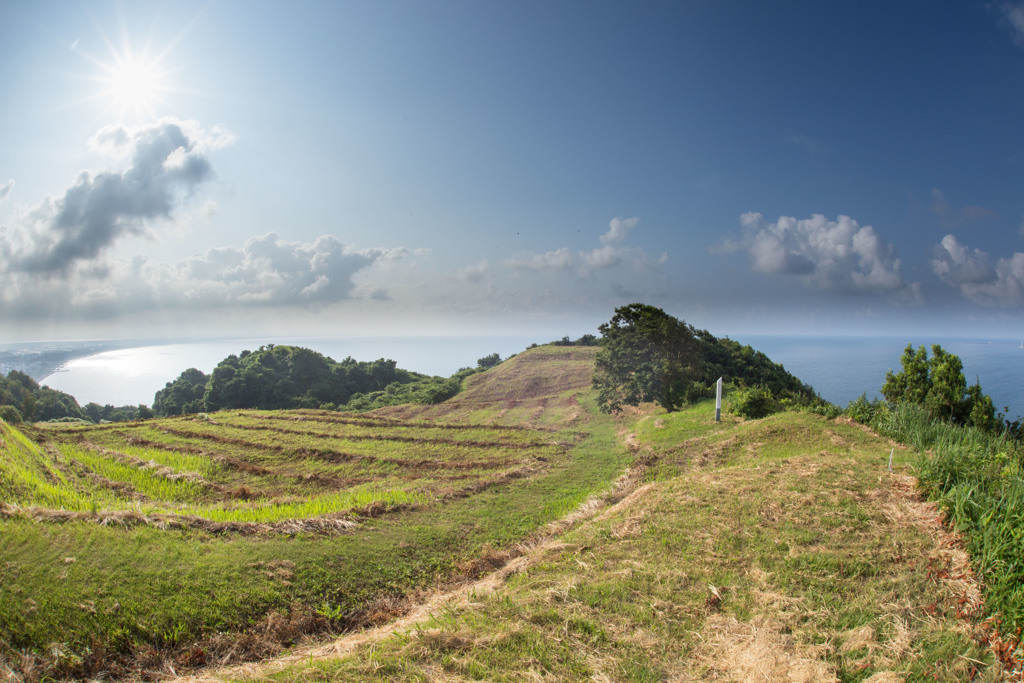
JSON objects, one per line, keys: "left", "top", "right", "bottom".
{"left": 100, "top": 53, "right": 165, "bottom": 119}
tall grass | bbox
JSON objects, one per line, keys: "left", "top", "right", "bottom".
{"left": 863, "top": 402, "right": 1024, "bottom": 633}
{"left": 0, "top": 423, "right": 96, "bottom": 510}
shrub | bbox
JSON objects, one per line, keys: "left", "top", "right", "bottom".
{"left": 844, "top": 393, "right": 884, "bottom": 425}
{"left": 729, "top": 386, "right": 780, "bottom": 419}
{"left": 0, "top": 404, "right": 22, "bottom": 424}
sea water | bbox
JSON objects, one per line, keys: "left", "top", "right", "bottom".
{"left": 39, "top": 336, "right": 543, "bottom": 407}
{"left": 36, "top": 334, "right": 1024, "bottom": 419}
{"left": 740, "top": 335, "right": 1024, "bottom": 420}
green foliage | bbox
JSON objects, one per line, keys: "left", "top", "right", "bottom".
{"left": 82, "top": 402, "right": 151, "bottom": 423}
{"left": 593, "top": 303, "right": 701, "bottom": 413}
{"left": 0, "top": 370, "right": 85, "bottom": 423}
{"left": 0, "top": 404, "right": 22, "bottom": 424}
{"left": 184, "top": 344, "right": 435, "bottom": 414}
{"left": 843, "top": 393, "right": 884, "bottom": 424}
{"left": 551, "top": 334, "right": 600, "bottom": 347}
{"left": 592, "top": 304, "right": 815, "bottom": 414}
{"left": 693, "top": 330, "right": 816, "bottom": 403}
{"left": 881, "top": 343, "right": 997, "bottom": 430}
{"left": 153, "top": 368, "right": 209, "bottom": 416}
{"left": 728, "top": 386, "right": 780, "bottom": 419}
{"left": 477, "top": 353, "right": 501, "bottom": 369}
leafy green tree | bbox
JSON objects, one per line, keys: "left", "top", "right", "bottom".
{"left": 882, "top": 344, "right": 930, "bottom": 406}
{"left": 925, "top": 345, "right": 966, "bottom": 422}
{"left": 881, "top": 343, "right": 997, "bottom": 429}
{"left": 593, "top": 303, "right": 701, "bottom": 412}
{"left": 477, "top": 353, "right": 501, "bottom": 369}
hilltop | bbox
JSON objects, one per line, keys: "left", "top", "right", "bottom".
{"left": 0, "top": 344, "right": 1008, "bottom": 681}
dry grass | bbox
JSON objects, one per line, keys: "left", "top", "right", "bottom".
{"left": 220, "top": 410, "right": 1006, "bottom": 683}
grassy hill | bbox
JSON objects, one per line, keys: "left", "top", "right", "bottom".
{"left": 0, "top": 344, "right": 1010, "bottom": 681}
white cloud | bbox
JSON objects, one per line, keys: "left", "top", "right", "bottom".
{"left": 600, "top": 216, "right": 638, "bottom": 245}
{"left": 720, "top": 212, "right": 918, "bottom": 299}
{"left": 0, "top": 233, "right": 403, "bottom": 322}
{"left": 2, "top": 119, "right": 229, "bottom": 275}
{"left": 506, "top": 217, "right": 664, "bottom": 277}
{"left": 0, "top": 180, "right": 13, "bottom": 204}
{"left": 932, "top": 234, "right": 1024, "bottom": 307}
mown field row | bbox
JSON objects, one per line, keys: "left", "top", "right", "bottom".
{"left": 0, "top": 345, "right": 618, "bottom": 682}
{"left": 9, "top": 409, "right": 572, "bottom": 527}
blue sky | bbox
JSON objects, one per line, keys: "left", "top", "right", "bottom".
{"left": 4, "top": 1, "right": 1024, "bottom": 342}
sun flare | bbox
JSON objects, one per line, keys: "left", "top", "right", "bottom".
{"left": 100, "top": 53, "right": 165, "bottom": 119}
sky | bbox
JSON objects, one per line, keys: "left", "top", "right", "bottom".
{"left": 4, "top": 0, "right": 1024, "bottom": 343}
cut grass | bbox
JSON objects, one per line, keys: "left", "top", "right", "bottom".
{"left": 245, "top": 409, "right": 1000, "bottom": 683}
{"left": 0, "top": 345, "right": 630, "bottom": 681}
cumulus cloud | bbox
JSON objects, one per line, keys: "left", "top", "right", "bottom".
{"left": 174, "top": 233, "right": 400, "bottom": 305}
{"left": 0, "top": 180, "right": 13, "bottom": 204}
{"left": 720, "top": 212, "right": 918, "bottom": 298}
{"left": 3, "top": 119, "right": 226, "bottom": 275}
{"left": 932, "top": 234, "right": 1024, "bottom": 307}
{"left": 505, "top": 217, "right": 666, "bottom": 277}
{"left": 0, "top": 232, "right": 404, "bottom": 321}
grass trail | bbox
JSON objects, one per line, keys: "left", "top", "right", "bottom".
{"left": 235, "top": 409, "right": 1001, "bottom": 683}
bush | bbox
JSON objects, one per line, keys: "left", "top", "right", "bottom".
{"left": 0, "top": 404, "right": 22, "bottom": 424}
{"left": 844, "top": 393, "right": 884, "bottom": 424}
{"left": 729, "top": 386, "right": 780, "bottom": 419}
{"left": 684, "top": 381, "right": 714, "bottom": 404}
{"left": 802, "top": 400, "right": 841, "bottom": 419}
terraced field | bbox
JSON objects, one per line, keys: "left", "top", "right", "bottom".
{"left": 1, "top": 345, "right": 627, "bottom": 681}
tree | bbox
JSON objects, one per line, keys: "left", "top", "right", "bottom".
{"left": 477, "top": 353, "right": 501, "bottom": 369}
{"left": 592, "top": 303, "right": 701, "bottom": 412}
{"left": 881, "top": 342, "right": 997, "bottom": 429}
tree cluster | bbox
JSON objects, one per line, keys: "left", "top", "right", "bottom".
{"left": 881, "top": 343, "right": 997, "bottom": 431}
{"left": 0, "top": 370, "right": 85, "bottom": 423}
{"left": 0, "top": 370, "right": 154, "bottom": 425}
{"left": 592, "top": 303, "right": 817, "bottom": 414}
{"left": 152, "top": 344, "right": 478, "bottom": 416}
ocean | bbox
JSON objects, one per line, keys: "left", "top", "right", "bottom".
{"left": 32, "top": 334, "right": 1024, "bottom": 420}
{"left": 740, "top": 335, "right": 1024, "bottom": 419}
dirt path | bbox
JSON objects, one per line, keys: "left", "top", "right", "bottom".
{"left": 168, "top": 460, "right": 651, "bottom": 683}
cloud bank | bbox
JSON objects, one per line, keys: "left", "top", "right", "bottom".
{"left": 932, "top": 234, "right": 1024, "bottom": 307}
{"left": 719, "top": 212, "right": 919, "bottom": 300}
{"left": 0, "top": 121, "right": 405, "bottom": 324}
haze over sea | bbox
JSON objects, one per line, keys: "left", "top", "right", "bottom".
{"left": 35, "top": 335, "right": 1024, "bottom": 421}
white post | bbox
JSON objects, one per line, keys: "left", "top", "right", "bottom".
{"left": 715, "top": 377, "right": 723, "bottom": 422}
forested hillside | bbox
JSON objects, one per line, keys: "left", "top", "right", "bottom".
{"left": 152, "top": 344, "right": 482, "bottom": 416}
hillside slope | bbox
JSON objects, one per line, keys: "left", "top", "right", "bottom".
{"left": 0, "top": 345, "right": 628, "bottom": 682}
{"left": 200, "top": 407, "right": 1004, "bottom": 682}
{"left": 1, "top": 345, "right": 1009, "bottom": 682}
{"left": 372, "top": 345, "right": 597, "bottom": 427}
